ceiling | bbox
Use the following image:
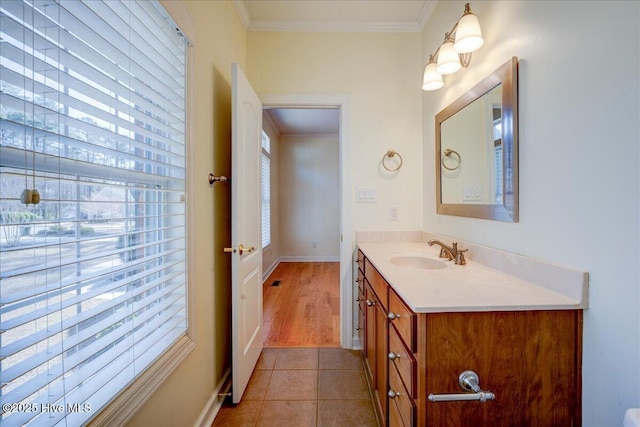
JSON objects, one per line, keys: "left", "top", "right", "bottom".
{"left": 265, "top": 108, "right": 340, "bottom": 135}
{"left": 233, "top": 0, "right": 435, "bottom": 33}
{"left": 238, "top": 0, "right": 435, "bottom": 135}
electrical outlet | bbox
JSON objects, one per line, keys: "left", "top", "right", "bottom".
{"left": 389, "top": 206, "right": 399, "bottom": 221}
{"left": 312, "top": 241, "right": 318, "bottom": 249}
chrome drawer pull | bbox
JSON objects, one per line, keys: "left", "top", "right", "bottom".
{"left": 388, "top": 351, "right": 400, "bottom": 361}
{"left": 387, "top": 312, "right": 400, "bottom": 320}
{"left": 428, "top": 370, "right": 495, "bottom": 403}
{"left": 388, "top": 389, "right": 401, "bottom": 399}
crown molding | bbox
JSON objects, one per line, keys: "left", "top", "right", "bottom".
{"left": 231, "top": 0, "right": 251, "bottom": 29}
{"left": 417, "top": 0, "right": 438, "bottom": 31}
{"left": 248, "top": 20, "right": 422, "bottom": 33}
{"left": 232, "top": 0, "right": 438, "bottom": 33}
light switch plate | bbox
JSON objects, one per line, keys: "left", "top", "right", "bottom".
{"left": 463, "top": 184, "right": 482, "bottom": 201}
{"left": 356, "top": 187, "right": 378, "bottom": 203}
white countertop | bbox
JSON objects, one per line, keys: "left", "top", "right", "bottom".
{"left": 357, "top": 241, "right": 587, "bottom": 313}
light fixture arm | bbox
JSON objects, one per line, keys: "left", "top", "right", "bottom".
{"left": 430, "top": 23, "right": 472, "bottom": 69}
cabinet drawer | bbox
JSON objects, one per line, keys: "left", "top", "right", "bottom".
{"left": 356, "top": 249, "right": 365, "bottom": 274}
{"left": 365, "top": 259, "right": 388, "bottom": 309}
{"left": 388, "top": 288, "right": 416, "bottom": 352}
{"left": 389, "top": 362, "right": 416, "bottom": 427}
{"left": 389, "top": 324, "right": 416, "bottom": 398}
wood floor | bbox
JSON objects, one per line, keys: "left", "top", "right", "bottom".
{"left": 263, "top": 262, "right": 340, "bottom": 348}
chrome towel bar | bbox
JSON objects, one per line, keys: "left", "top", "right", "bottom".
{"left": 428, "top": 390, "right": 496, "bottom": 402}
{"left": 428, "top": 370, "right": 495, "bottom": 403}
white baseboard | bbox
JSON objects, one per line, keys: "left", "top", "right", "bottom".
{"left": 352, "top": 334, "right": 363, "bottom": 350}
{"left": 262, "top": 259, "right": 280, "bottom": 283}
{"left": 263, "top": 256, "right": 340, "bottom": 284}
{"left": 279, "top": 256, "right": 340, "bottom": 262}
{"left": 193, "top": 368, "right": 231, "bottom": 427}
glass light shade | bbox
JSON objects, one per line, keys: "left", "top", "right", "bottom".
{"left": 436, "top": 40, "right": 461, "bottom": 75}
{"left": 422, "top": 62, "right": 444, "bottom": 91}
{"left": 454, "top": 12, "right": 484, "bottom": 53}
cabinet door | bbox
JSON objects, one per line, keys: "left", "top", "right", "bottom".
{"left": 357, "top": 272, "right": 366, "bottom": 353}
{"left": 424, "top": 310, "right": 582, "bottom": 427}
{"left": 364, "top": 282, "right": 376, "bottom": 383}
{"left": 374, "top": 296, "right": 388, "bottom": 423}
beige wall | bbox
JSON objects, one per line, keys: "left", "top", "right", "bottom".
{"left": 422, "top": 1, "right": 639, "bottom": 425}
{"left": 123, "top": 1, "right": 246, "bottom": 426}
{"left": 278, "top": 134, "right": 340, "bottom": 259}
{"left": 247, "top": 32, "right": 424, "bottom": 235}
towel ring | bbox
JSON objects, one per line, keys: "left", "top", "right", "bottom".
{"left": 441, "top": 149, "right": 461, "bottom": 171}
{"left": 382, "top": 150, "right": 403, "bottom": 172}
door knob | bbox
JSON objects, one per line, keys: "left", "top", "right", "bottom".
{"left": 224, "top": 244, "right": 256, "bottom": 255}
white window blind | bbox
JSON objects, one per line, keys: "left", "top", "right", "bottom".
{"left": 0, "top": 1, "right": 188, "bottom": 425}
{"left": 493, "top": 117, "right": 503, "bottom": 203}
{"left": 261, "top": 131, "right": 270, "bottom": 248}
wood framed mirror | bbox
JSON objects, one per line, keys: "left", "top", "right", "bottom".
{"left": 435, "top": 56, "right": 519, "bottom": 222}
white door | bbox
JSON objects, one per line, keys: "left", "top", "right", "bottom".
{"left": 230, "top": 63, "right": 263, "bottom": 403}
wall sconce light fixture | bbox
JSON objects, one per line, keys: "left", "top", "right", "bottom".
{"left": 422, "top": 3, "right": 483, "bottom": 91}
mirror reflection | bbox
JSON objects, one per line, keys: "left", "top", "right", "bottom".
{"left": 435, "top": 57, "right": 518, "bottom": 222}
{"left": 440, "top": 84, "right": 502, "bottom": 204}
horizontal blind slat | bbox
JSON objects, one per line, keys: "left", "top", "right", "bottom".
{"left": 1, "top": 280, "right": 186, "bottom": 402}
{"left": 82, "top": 0, "right": 184, "bottom": 81}
{"left": 0, "top": 146, "right": 185, "bottom": 188}
{"left": 0, "top": 89, "right": 185, "bottom": 157}
{"left": 0, "top": 6, "right": 185, "bottom": 115}
{"left": 53, "top": 1, "right": 184, "bottom": 99}
{"left": 0, "top": 257, "right": 185, "bottom": 333}
{"left": 0, "top": 31, "right": 185, "bottom": 135}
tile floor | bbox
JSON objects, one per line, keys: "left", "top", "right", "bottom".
{"left": 212, "top": 347, "right": 379, "bottom": 427}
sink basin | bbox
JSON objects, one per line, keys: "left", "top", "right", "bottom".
{"left": 390, "top": 256, "right": 447, "bottom": 270}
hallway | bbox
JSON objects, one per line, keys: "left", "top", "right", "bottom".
{"left": 262, "top": 262, "right": 341, "bottom": 347}
{"left": 212, "top": 347, "right": 378, "bottom": 426}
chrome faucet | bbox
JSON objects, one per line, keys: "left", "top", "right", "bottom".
{"left": 428, "top": 240, "right": 467, "bottom": 265}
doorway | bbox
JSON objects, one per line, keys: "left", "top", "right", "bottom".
{"left": 260, "top": 94, "right": 353, "bottom": 350}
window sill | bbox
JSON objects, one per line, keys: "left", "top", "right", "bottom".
{"left": 87, "top": 334, "right": 196, "bottom": 426}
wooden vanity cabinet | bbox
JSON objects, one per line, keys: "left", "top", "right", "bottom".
{"left": 357, "top": 251, "right": 583, "bottom": 427}
{"left": 422, "top": 310, "right": 583, "bottom": 427}
{"left": 361, "top": 255, "right": 388, "bottom": 423}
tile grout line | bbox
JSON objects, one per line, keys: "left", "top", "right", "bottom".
{"left": 316, "top": 348, "right": 320, "bottom": 427}
{"left": 256, "top": 347, "right": 278, "bottom": 427}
